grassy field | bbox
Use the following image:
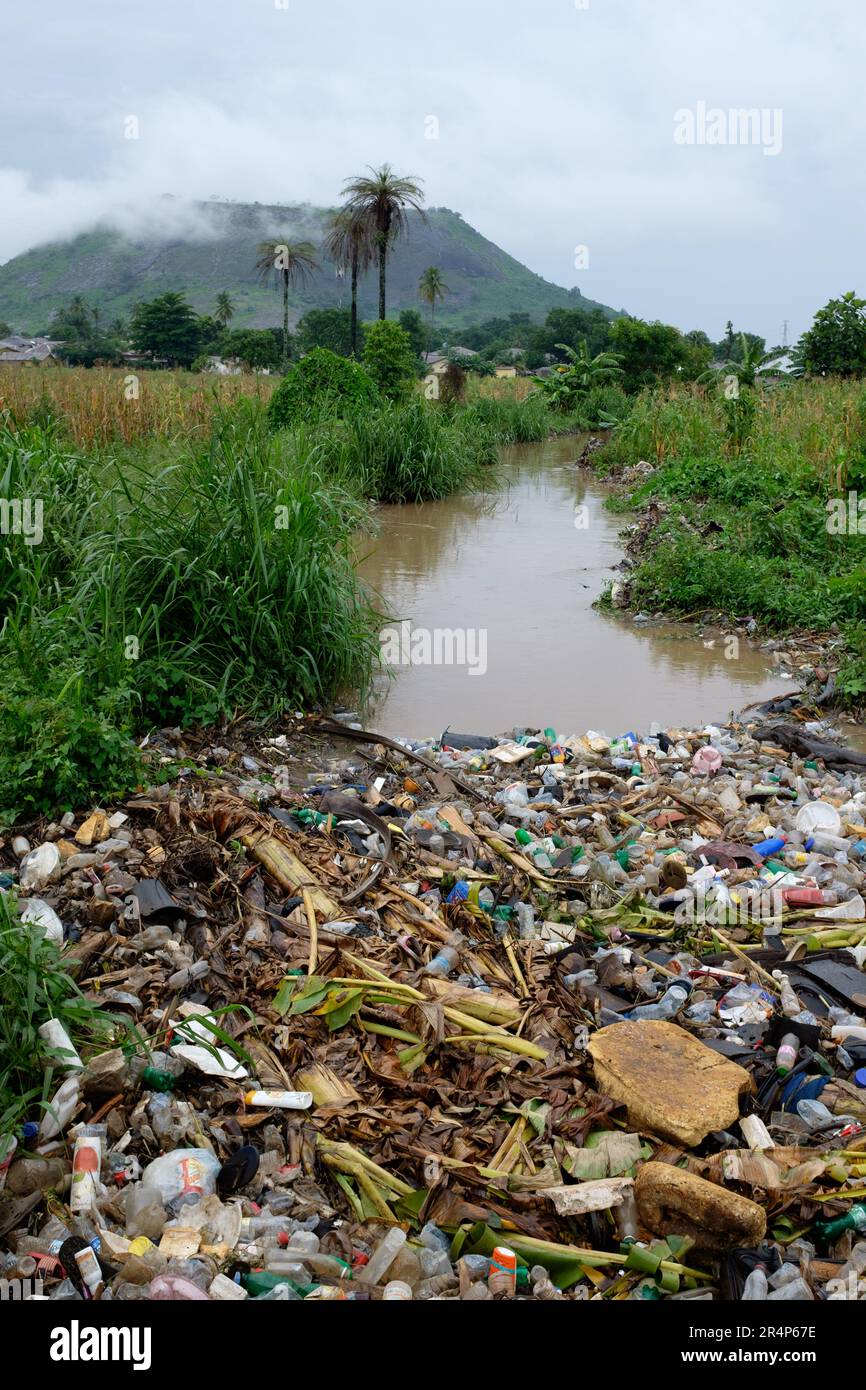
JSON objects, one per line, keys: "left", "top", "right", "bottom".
{"left": 597, "top": 378, "right": 866, "bottom": 699}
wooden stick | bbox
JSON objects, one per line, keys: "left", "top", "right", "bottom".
{"left": 302, "top": 887, "right": 318, "bottom": 976}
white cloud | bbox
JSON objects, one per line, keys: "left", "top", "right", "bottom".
{"left": 1, "top": 0, "right": 865, "bottom": 341}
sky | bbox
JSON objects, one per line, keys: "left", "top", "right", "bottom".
{"left": 2, "top": 0, "right": 864, "bottom": 344}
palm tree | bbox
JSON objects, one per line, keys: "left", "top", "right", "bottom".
{"left": 323, "top": 209, "right": 375, "bottom": 357}
{"left": 253, "top": 240, "right": 319, "bottom": 363}
{"left": 418, "top": 266, "right": 449, "bottom": 327}
{"left": 215, "top": 292, "right": 236, "bottom": 328}
{"left": 341, "top": 165, "right": 426, "bottom": 320}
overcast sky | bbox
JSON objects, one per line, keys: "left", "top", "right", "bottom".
{"left": 2, "top": 0, "right": 863, "bottom": 343}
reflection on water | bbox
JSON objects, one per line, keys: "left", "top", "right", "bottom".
{"left": 357, "top": 434, "right": 782, "bottom": 740}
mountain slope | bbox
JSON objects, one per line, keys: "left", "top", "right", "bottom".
{"left": 0, "top": 201, "right": 615, "bottom": 334}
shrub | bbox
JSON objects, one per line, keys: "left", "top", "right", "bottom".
{"left": 267, "top": 347, "right": 378, "bottom": 428}
{"left": 362, "top": 321, "right": 418, "bottom": 402}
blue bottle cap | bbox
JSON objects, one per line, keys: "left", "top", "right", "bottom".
{"left": 855, "top": 1068, "right": 866, "bottom": 1089}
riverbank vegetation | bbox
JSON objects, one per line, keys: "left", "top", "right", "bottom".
{"left": 597, "top": 374, "right": 866, "bottom": 701}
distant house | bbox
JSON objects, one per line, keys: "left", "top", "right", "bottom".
{"left": 423, "top": 346, "right": 481, "bottom": 377}
{"left": 495, "top": 365, "right": 518, "bottom": 379}
{"left": 0, "top": 335, "right": 62, "bottom": 365}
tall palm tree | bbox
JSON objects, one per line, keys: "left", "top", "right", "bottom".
{"left": 323, "top": 209, "right": 375, "bottom": 357}
{"left": 341, "top": 165, "right": 426, "bottom": 321}
{"left": 253, "top": 240, "right": 319, "bottom": 363}
{"left": 215, "top": 292, "right": 236, "bottom": 328}
{"left": 418, "top": 266, "right": 449, "bottom": 327}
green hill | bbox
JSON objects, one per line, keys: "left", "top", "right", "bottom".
{"left": 0, "top": 200, "right": 615, "bottom": 334}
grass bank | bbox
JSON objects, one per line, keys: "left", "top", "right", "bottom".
{"left": 596, "top": 379, "right": 866, "bottom": 699}
{"left": 0, "top": 405, "right": 380, "bottom": 823}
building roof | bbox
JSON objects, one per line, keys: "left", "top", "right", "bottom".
{"left": 0, "top": 335, "right": 61, "bottom": 363}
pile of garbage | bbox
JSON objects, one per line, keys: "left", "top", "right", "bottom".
{"left": 2, "top": 710, "right": 866, "bottom": 1302}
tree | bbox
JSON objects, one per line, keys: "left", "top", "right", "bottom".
{"left": 254, "top": 239, "right": 319, "bottom": 364}
{"left": 221, "top": 328, "right": 281, "bottom": 372}
{"left": 129, "top": 292, "right": 202, "bottom": 367}
{"left": 323, "top": 207, "right": 375, "bottom": 357}
{"left": 362, "top": 320, "right": 418, "bottom": 400}
{"left": 418, "top": 266, "right": 449, "bottom": 326}
{"left": 215, "top": 292, "right": 236, "bottom": 328}
{"left": 341, "top": 165, "right": 426, "bottom": 320}
{"left": 0, "top": 320, "right": 10, "bottom": 338}
{"left": 398, "top": 308, "right": 427, "bottom": 358}
{"left": 297, "top": 307, "right": 357, "bottom": 358}
{"left": 48, "top": 297, "right": 125, "bottom": 366}
{"left": 799, "top": 291, "right": 866, "bottom": 377}
{"left": 608, "top": 317, "right": 694, "bottom": 393}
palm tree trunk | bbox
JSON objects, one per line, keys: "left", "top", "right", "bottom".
{"left": 351, "top": 251, "right": 359, "bottom": 357}
{"left": 378, "top": 239, "right": 387, "bottom": 321}
{"left": 282, "top": 272, "right": 289, "bottom": 363}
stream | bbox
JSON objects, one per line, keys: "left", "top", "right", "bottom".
{"left": 357, "top": 434, "right": 784, "bottom": 740}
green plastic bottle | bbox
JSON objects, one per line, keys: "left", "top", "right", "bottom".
{"left": 815, "top": 1204, "right": 866, "bottom": 1242}
{"left": 240, "top": 1270, "right": 316, "bottom": 1298}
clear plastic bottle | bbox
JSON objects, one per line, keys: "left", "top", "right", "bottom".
{"left": 356, "top": 1227, "right": 407, "bottom": 1285}
{"left": 766, "top": 1277, "right": 814, "bottom": 1301}
{"left": 741, "top": 1267, "right": 769, "bottom": 1300}
{"left": 627, "top": 982, "right": 691, "bottom": 1021}
{"left": 423, "top": 934, "right": 464, "bottom": 979}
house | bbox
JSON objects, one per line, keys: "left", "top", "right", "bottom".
{"left": 0, "top": 335, "right": 62, "bottom": 364}
{"left": 495, "top": 365, "right": 518, "bottom": 379}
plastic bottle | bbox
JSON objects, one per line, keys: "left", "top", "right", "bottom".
{"left": 814, "top": 1205, "right": 866, "bottom": 1241}
{"left": 382, "top": 1280, "right": 413, "bottom": 1300}
{"left": 356, "top": 1227, "right": 406, "bottom": 1285}
{"left": 772, "top": 971, "right": 802, "bottom": 1018}
{"left": 38, "top": 1019, "right": 83, "bottom": 1073}
{"left": 775, "top": 1033, "right": 800, "bottom": 1076}
{"left": 741, "top": 1267, "right": 769, "bottom": 1300}
{"left": 766, "top": 1278, "right": 814, "bottom": 1301}
{"left": 422, "top": 934, "right": 464, "bottom": 979}
{"left": 627, "top": 981, "right": 691, "bottom": 1022}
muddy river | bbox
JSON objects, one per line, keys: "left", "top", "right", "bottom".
{"left": 357, "top": 434, "right": 784, "bottom": 740}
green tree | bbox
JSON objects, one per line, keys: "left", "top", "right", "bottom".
{"left": 222, "top": 328, "right": 282, "bottom": 371}
{"left": 254, "top": 239, "right": 319, "bottom": 364}
{"left": 215, "top": 292, "right": 236, "bottom": 328}
{"left": 398, "top": 308, "right": 427, "bottom": 358}
{"left": 609, "top": 317, "right": 693, "bottom": 393}
{"left": 363, "top": 319, "right": 418, "bottom": 400}
{"left": 799, "top": 292, "right": 866, "bottom": 377}
{"left": 341, "top": 165, "right": 426, "bottom": 320}
{"left": 418, "top": 266, "right": 449, "bottom": 326}
{"left": 297, "top": 307, "right": 357, "bottom": 357}
{"left": 0, "top": 320, "right": 10, "bottom": 338}
{"left": 129, "top": 292, "right": 202, "bottom": 367}
{"left": 324, "top": 207, "right": 375, "bottom": 357}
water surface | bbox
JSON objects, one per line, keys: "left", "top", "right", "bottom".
{"left": 357, "top": 434, "right": 784, "bottom": 739}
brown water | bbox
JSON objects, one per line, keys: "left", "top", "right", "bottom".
{"left": 357, "top": 434, "right": 784, "bottom": 740}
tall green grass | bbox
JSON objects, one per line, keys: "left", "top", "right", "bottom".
{"left": 303, "top": 397, "right": 496, "bottom": 503}
{"left": 596, "top": 380, "right": 866, "bottom": 700}
{"left": 0, "top": 406, "right": 381, "bottom": 821}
